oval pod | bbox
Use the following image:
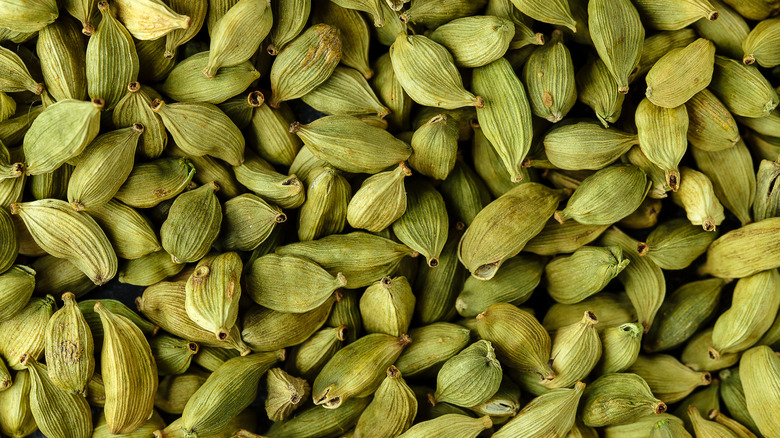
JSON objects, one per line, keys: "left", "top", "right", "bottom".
{"left": 185, "top": 252, "right": 243, "bottom": 341}
{"left": 44, "top": 292, "right": 94, "bottom": 395}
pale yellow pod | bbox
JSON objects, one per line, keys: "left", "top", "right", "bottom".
{"left": 671, "top": 166, "right": 725, "bottom": 232}
{"left": 112, "top": 0, "right": 191, "bottom": 40}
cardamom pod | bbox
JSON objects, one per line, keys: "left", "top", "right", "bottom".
{"left": 493, "top": 382, "right": 585, "bottom": 438}
{"left": 523, "top": 30, "right": 577, "bottom": 122}
{"left": 266, "top": 0, "right": 310, "bottom": 55}
{"left": 37, "top": 18, "right": 88, "bottom": 101}
{"left": 596, "top": 323, "right": 643, "bottom": 374}
{"left": 113, "top": 82, "right": 167, "bottom": 159}
{"left": 266, "top": 397, "right": 370, "bottom": 438}
{"left": 265, "top": 368, "right": 309, "bottom": 422}
{"left": 645, "top": 38, "right": 716, "bottom": 108}
{"left": 298, "top": 166, "right": 350, "bottom": 241}
{"left": 150, "top": 335, "right": 198, "bottom": 376}
{"left": 397, "top": 414, "right": 491, "bottom": 438}
{"left": 692, "top": 0, "right": 747, "bottom": 59}
{"left": 428, "top": 16, "right": 514, "bottom": 68}
{"left": 185, "top": 252, "right": 243, "bottom": 341}
{"left": 360, "top": 276, "right": 415, "bottom": 336}
{"left": 29, "top": 164, "right": 71, "bottom": 200}
{"left": 288, "top": 325, "right": 347, "bottom": 381}
{"left": 372, "top": 52, "right": 412, "bottom": 131}
{"left": 0, "top": 45, "right": 43, "bottom": 95}
{"left": 708, "top": 409, "right": 757, "bottom": 438}
{"left": 689, "top": 406, "right": 739, "bottom": 437}
{"left": 470, "top": 121, "right": 529, "bottom": 197}
{"left": 432, "top": 340, "right": 502, "bottom": 407}
{"left": 112, "top": 0, "right": 190, "bottom": 40}
{"left": 241, "top": 295, "right": 337, "bottom": 352}
{"left": 94, "top": 410, "right": 165, "bottom": 438}
{"left": 710, "top": 55, "right": 779, "bottom": 118}
{"left": 686, "top": 89, "right": 741, "bottom": 152}
{"left": 0, "top": 0, "right": 58, "bottom": 33}
{"left": 414, "top": 224, "right": 466, "bottom": 323}
{"left": 546, "top": 246, "right": 629, "bottom": 304}
{"left": 354, "top": 366, "right": 417, "bottom": 438}
{"left": 399, "top": 0, "right": 488, "bottom": 29}
{"left": 629, "top": 354, "right": 712, "bottom": 403}
{"left": 524, "top": 219, "right": 609, "bottom": 256}
{"left": 638, "top": 218, "right": 716, "bottom": 270}
{"left": 160, "top": 52, "right": 261, "bottom": 104}
{"left": 193, "top": 347, "right": 239, "bottom": 372}
{"left": 268, "top": 23, "right": 342, "bottom": 107}
{"left": 232, "top": 153, "right": 304, "bottom": 208}
{"left": 392, "top": 180, "right": 448, "bottom": 267}
{"left": 44, "top": 292, "right": 93, "bottom": 395}
{"left": 408, "top": 114, "right": 458, "bottom": 180}
{"left": 544, "top": 121, "right": 638, "bottom": 170}
{"left": 181, "top": 351, "right": 284, "bottom": 437}
{"left": 160, "top": 182, "right": 222, "bottom": 264}
{"left": 0, "top": 265, "right": 35, "bottom": 322}
{"left": 0, "top": 368, "right": 36, "bottom": 437}
{"left": 302, "top": 66, "right": 388, "bottom": 117}
{"left": 753, "top": 157, "right": 780, "bottom": 221}
{"left": 582, "top": 373, "right": 667, "bottom": 427}
{"left": 115, "top": 157, "right": 195, "bottom": 209}
{"left": 457, "top": 254, "right": 544, "bottom": 317}
{"left": 682, "top": 328, "right": 739, "bottom": 372}
{"left": 347, "top": 162, "right": 411, "bottom": 232}
{"left": 719, "top": 368, "right": 762, "bottom": 435}
{"left": 248, "top": 100, "right": 302, "bottom": 167}
{"left": 699, "top": 218, "right": 780, "bottom": 278}
{"left": 396, "top": 323, "right": 470, "bottom": 377}
{"left": 635, "top": 97, "right": 689, "bottom": 191}
{"left": 546, "top": 312, "right": 601, "bottom": 388}
{"left": 671, "top": 166, "right": 726, "bottom": 231}
{"left": 164, "top": 0, "right": 207, "bottom": 58}
{"left": 589, "top": 0, "right": 644, "bottom": 94}
{"left": 313, "top": 1, "right": 372, "bottom": 79}
{"left": 633, "top": 0, "right": 718, "bottom": 30}
{"left": 204, "top": 0, "right": 271, "bottom": 78}
{"left": 509, "top": 0, "right": 576, "bottom": 31}
{"left": 742, "top": 17, "right": 780, "bottom": 68}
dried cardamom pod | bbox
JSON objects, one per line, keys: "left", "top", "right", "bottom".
{"left": 86, "top": 202, "right": 156, "bottom": 259}
{"left": 136, "top": 37, "right": 175, "bottom": 83}
{"left": 360, "top": 276, "right": 415, "bottom": 336}
{"left": 0, "top": 45, "right": 42, "bottom": 95}
{"left": 635, "top": 98, "right": 689, "bottom": 191}
{"left": 206, "top": 0, "right": 239, "bottom": 34}
{"left": 354, "top": 366, "right": 416, "bottom": 438}
{"left": 112, "top": 0, "right": 190, "bottom": 40}
{"left": 633, "top": 0, "right": 718, "bottom": 30}
{"left": 115, "top": 157, "right": 195, "bottom": 209}
{"left": 710, "top": 55, "right": 779, "bottom": 118}
{"left": 313, "top": 333, "right": 411, "bottom": 408}
{"left": 671, "top": 166, "right": 726, "bottom": 231}
{"left": 204, "top": 0, "right": 271, "bottom": 78}
{"left": 164, "top": 0, "right": 207, "bottom": 58}
{"left": 276, "top": 232, "right": 418, "bottom": 288}
{"left": 719, "top": 368, "right": 762, "bottom": 435}
{"left": 0, "top": 0, "right": 57, "bottom": 33}
{"left": 37, "top": 18, "right": 87, "bottom": 101}
{"left": 390, "top": 33, "right": 483, "bottom": 109}
{"left": 119, "top": 250, "right": 185, "bottom": 287}
{"left": 428, "top": 16, "right": 513, "bottom": 68}
{"left": 31, "top": 256, "right": 96, "bottom": 299}
{"left": 459, "top": 183, "right": 567, "bottom": 280}
{"left": 151, "top": 99, "right": 244, "bottom": 166}
{"left": 392, "top": 180, "right": 448, "bottom": 267}
{"left": 600, "top": 227, "right": 666, "bottom": 332}
{"left": 181, "top": 351, "right": 284, "bottom": 437}
{"left": 138, "top": 281, "right": 249, "bottom": 353}
{"left": 473, "top": 57, "right": 533, "bottom": 182}
{"left": 21, "top": 354, "right": 92, "bottom": 438}
{"left": 219, "top": 194, "right": 285, "bottom": 251}
{"left": 470, "top": 121, "right": 529, "bottom": 197}
{"left": 44, "top": 292, "right": 93, "bottom": 395}
{"left": 596, "top": 323, "right": 643, "bottom": 374}
{"left": 241, "top": 295, "right": 337, "bottom": 352}
{"left": 0, "top": 368, "right": 36, "bottom": 437}
{"left": 582, "top": 373, "right": 667, "bottom": 427}
{"left": 185, "top": 252, "right": 242, "bottom": 340}
{"left": 302, "top": 66, "right": 388, "bottom": 117}
{"left": 708, "top": 409, "right": 757, "bottom": 438}
{"left": 157, "top": 408, "right": 257, "bottom": 438}
{"left": 160, "top": 52, "right": 261, "bottom": 104}
{"left": 95, "top": 301, "right": 158, "bottom": 434}
{"left": 247, "top": 100, "right": 302, "bottom": 167}
{"left": 644, "top": 279, "right": 725, "bottom": 353}
{"left": 637, "top": 218, "right": 716, "bottom": 270}
{"left": 193, "top": 347, "right": 239, "bottom": 373}
{"left": 547, "top": 247, "right": 628, "bottom": 305}
{"left": 432, "top": 340, "right": 502, "bottom": 407}
{"left": 691, "top": 139, "right": 756, "bottom": 226}
{"left": 0, "top": 265, "right": 35, "bottom": 322}
{"left": 555, "top": 164, "right": 649, "bottom": 225}
{"left": 266, "top": 0, "right": 310, "bottom": 55}
{"left": 396, "top": 323, "right": 470, "bottom": 377}
{"left": 268, "top": 23, "right": 342, "bottom": 107}
{"left": 232, "top": 154, "right": 304, "bottom": 209}
{"left": 80, "top": 299, "right": 158, "bottom": 346}
{"left": 742, "top": 17, "right": 780, "bottom": 68}
{"left": 86, "top": 2, "right": 139, "bottom": 110}
{"left": 588, "top": 0, "right": 644, "bottom": 94}
{"left": 457, "top": 254, "right": 544, "bottom": 317}
{"left": 347, "top": 162, "right": 411, "bottom": 232}
{"left": 113, "top": 82, "right": 167, "bottom": 159}
{"left": 645, "top": 38, "right": 716, "bottom": 108}
{"left": 399, "top": 0, "right": 487, "bottom": 28}
{"left": 414, "top": 225, "right": 465, "bottom": 323}
{"left": 651, "top": 418, "right": 693, "bottom": 438}
{"left": 439, "top": 161, "right": 490, "bottom": 227}
{"left": 155, "top": 371, "right": 208, "bottom": 414}
{"left": 700, "top": 218, "right": 780, "bottom": 278}
{"left": 753, "top": 157, "right": 780, "bottom": 221}
{"left": 543, "top": 293, "right": 635, "bottom": 333}
{"left": 397, "top": 414, "right": 491, "bottom": 438}
{"left": 287, "top": 325, "right": 347, "bottom": 381}
{"left": 688, "top": 406, "right": 739, "bottom": 437}
{"left": 94, "top": 410, "right": 164, "bottom": 438}
{"left": 298, "top": 166, "right": 349, "bottom": 241}
{"left": 509, "top": 0, "right": 576, "bottom": 31}
{"left": 601, "top": 413, "right": 684, "bottom": 438}
{"left": 23, "top": 98, "right": 103, "bottom": 176}
{"left": 266, "top": 397, "right": 370, "bottom": 438}
{"left": 160, "top": 182, "right": 222, "bottom": 264}
{"left": 265, "top": 368, "right": 309, "bottom": 422}
{"left": 544, "top": 121, "right": 638, "bottom": 170}
{"left": 68, "top": 124, "right": 143, "bottom": 211}
{"left": 149, "top": 335, "right": 198, "bottom": 376}
{"left": 710, "top": 269, "right": 780, "bottom": 360}
{"left": 372, "top": 52, "right": 412, "bottom": 131}
{"left": 29, "top": 164, "right": 71, "bottom": 200}
{"left": 11, "top": 199, "right": 117, "bottom": 284}
{"left": 545, "top": 312, "right": 601, "bottom": 388}
{"left": 524, "top": 219, "right": 609, "bottom": 256}
{"left": 692, "top": 0, "right": 748, "bottom": 59}
{"left": 291, "top": 115, "right": 411, "bottom": 173}
{"left": 523, "top": 30, "right": 577, "bottom": 122}
{"left": 408, "top": 114, "right": 458, "bottom": 180}
{"left": 629, "top": 354, "right": 712, "bottom": 403}
{"left": 577, "top": 58, "right": 626, "bottom": 127}
{"left": 682, "top": 328, "right": 739, "bottom": 372}
{"left": 476, "top": 303, "right": 554, "bottom": 380}
{"left": 493, "top": 382, "right": 585, "bottom": 438}
{"left": 686, "top": 89, "right": 740, "bottom": 152}
{"left": 314, "top": 1, "right": 372, "bottom": 79}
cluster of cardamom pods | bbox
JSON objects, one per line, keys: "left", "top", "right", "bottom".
{"left": 1, "top": 0, "right": 780, "bottom": 437}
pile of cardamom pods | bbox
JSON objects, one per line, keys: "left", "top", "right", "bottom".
{"left": 1, "top": 0, "right": 780, "bottom": 437}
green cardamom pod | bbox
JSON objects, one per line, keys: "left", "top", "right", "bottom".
{"left": 493, "top": 381, "right": 585, "bottom": 438}
{"left": 629, "top": 354, "right": 712, "bottom": 403}
{"left": 266, "top": 397, "right": 370, "bottom": 438}
{"left": 360, "top": 276, "right": 415, "bottom": 336}
{"left": 181, "top": 351, "right": 284, "bottom": 437}
{"left": 577, "top": 57, "right": 626, "bottom": 127}
{"left": 68, "top": 124, "right": 143, "bottom": 211}
{"left": 645, "top": 279, "right": 726, "bottom": 353}
{"left": 80, "top": 298, "right": 158, "bottom": 343}
{"left": 408, "top": 114, "right": 458, "bottom": 180}
{"left": 0, "top": 0, "right": 57, "bottom": 33}
{"left": 288, "top": 325, "right": 348, "bottom": 381}
{"left": 37, "top": 18, "right": 88, "bottom": 101}
{"left": 398, "top": 414, "right": 492, "bottom": 438}
{"left": 313, "top": 1, "right": 372, "bottom": 79}
{"left": 600, "top": 227, "right": 666, "bottom": 332}
{"left": 276, "top": 231, "right": 418, "bottom": 288}
{"left": 0, "top": 368, "right": 36, "bottom": 437}
{"left": 468, "top": 377, "right": 521, "bottom": 421}
{"left": 164, "top": 0, "right": 207, "bottom": 58}
{"left": 414, "top": 224, "right": 466, "bottom": 323}
{"left": 233, "top": 153, "right": 304, "bottom": 209}
{"left": 150, "top": 335, "right": 198, "bottom": 376}
{"left": 160, "top": 182, "right": 222, "bottom": 264}
{"left": 113, "top": 0, "right": 191, "bottom": 40}
{"left": 689, "top": 406, "right": 740, "bottom": 437}
{"left": 22, "top": 98, "right": 103, "bottom": 176}
{"left": 544, "top": 121, "right": 638, "bottom": 170}
{"left": 582, "top": 373, "right": 667, "bottom": 427}
{"left": 719, "top": 368, "right": 762, "bottom": 435}
{"left": 710, "top": 55, "right": 779, "bottom": 118}
{"left": 44, "top": 292, "right": 94, "bottom": 395}
{"left": 476, "top": 303, "right": 554, "bottom": 380}
{"left": 11, "top": 199, "right": 117, "bottom": 284}
{"left": 509, "top": 0, "right": 576, "bottom": 31}
{"left": 545, "top": 312, "right": 601, "bottom": 388}
{"left": 545, "top": 246, "right": 629, "bottom": 304}
{"left": 390, "top": 33, "right": 483, "bottom": 109}
{"left": 429, "top": 16, "right": 513, "bottom": 68}
{"left": 268, "top": 23, "right": 342, "bottom": 107}
{"left": 86, "top": 1, "right": 139, "bottom": 110}
{"left": 347, "top": 162, "right": 411, "bottom": 232}
{"left": 692, "top": 0, "right": 748, "bottom": 59}
{"left": 113, "top": 81, "right": 167, "bottom": 159}
{"left": 115, "top": 157, "right": 195, "bottom": 209}
{"left": 523, "top": 30, "right": 577, "bottom": 122}
{"left": 0, "top": 45, "right": 43, "bottom": 95}
{"left": 30, "top": 164, "right": 72, "bottom": 200}
{"left": 0, "top": 199, "right": 16, "bottom": 271}
{"left": 137, "top": 281, "right": 250, "bottom": 353}
{"left": 742, "top": 16, "right": 780, "bottom": 68}
{"left": 247, "top": 100, "right": 302, "bottom": 167}
{"left": 241, "top": 295, "right": 337, "bottom": 352}
{"left": 204, "top": 0, "right": 272, "bottom": 78}
{"left": 691, "top": 139, "right": 756, "bottom": 226}
{"left": 135, "top": 36, "right": 175, "bottom": 83}
{"left": 185, "top": 252, "right": 243, "bottom": 341}
{"left": 700, "top": 218, "right": 780, "bottom": 278}
{"left": 470, "top": 121, "right": 529, "bottom": 197}
{"left": 392, "top": 180, "right": 448, "bottom": 268}
{"left": 354, "top": 365, "right": 417, "bottom": 438}
{"left": 396, "top": 323, "right": 470, "bottom": 377}
{"left": 685, "top": 89, "right": 741, "bottom": 152}
{"left": 602, "top": 413, "right": 684, "bottom": 438}
{"left": 671, "top": 166, "right": 726, "bottom": 231}
{"left": 440, "top": 160, "right": 490, "bottom": 226}
{"left": 160, "top": 52, "right": 261, "bottom": 104}
{"left": 589, "top": 0, "right": 644, "bottom": 94}
{"left": 298, "top": 166, "right": 350, "bottom": 241}
{"left": 118, "top": 250, "right": 185, "bottom": 286}
{"left": 301, "top": 66, "right": 388, "bottom": 117}
{"left": 0, "top": 265, "right": 35, "bottom": 322}
{"left": 372, "top": 52, "right": 412, "bottom": 131}
{"left": 0, "top": 295, "right": 54, "bottom": 371}
{"left": 94, "top": 410, "right": 165, "bottom": 438}
{"left": 635, "top": 97, "right": 688, "bottom": 191}
{"left": 473, "top": 57, "right": 534, "bottom": 182}
{"left": 399, "top": 0, "right": 488, "bottom": 29}
{"left": 32, "top": 255, "right": 95, "bottom": 298}
{"left": 633, "top": 0, "right": 718, "bottom": 30}
{"left": 459, "top": 182, "right": 566, "bottom": 280}
{"left": 596, "top": 323, "right": 643, "bottom": 374}
{"left": 432, "top": 340, "right": 502, "bottom": 407}
{"left": 524, "top": 219, "right": 609, "bottom": 256}
{"left": 155, "top": 371, "right": 208, "bottom": 413}
{"left": 645, "top": 38, "right": 716, "bottom": 108}
{"left": 710, "top": 269, "right": 780, "bottom": 360}
{"left": 456, "top": 254, "right": 544, "bottom": 317}
{"left": 638, "top": 218, "right": 716, "bottom": 270}
{"left": 21, "top": 354, "right": 92, "bottom": 438}
{"left": 708, "top": 409, "right": 758, "bottom": 438}
{"left": 624, "top": 146, "right": 668, "bottom": 199}
{"left": 265, "top": 368, "right": 309, "bottom": 422}
{"left": 266, "top": 0, "right": 310, "bottom": 55}
{"left": 682, "top": 328, "right": 739, "bottom": 372}
{"left": 220, "top": 194, "right": 285, "bottom": 251}
{"left": 544, "top": 293, "right": 636, "bottom": 333}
